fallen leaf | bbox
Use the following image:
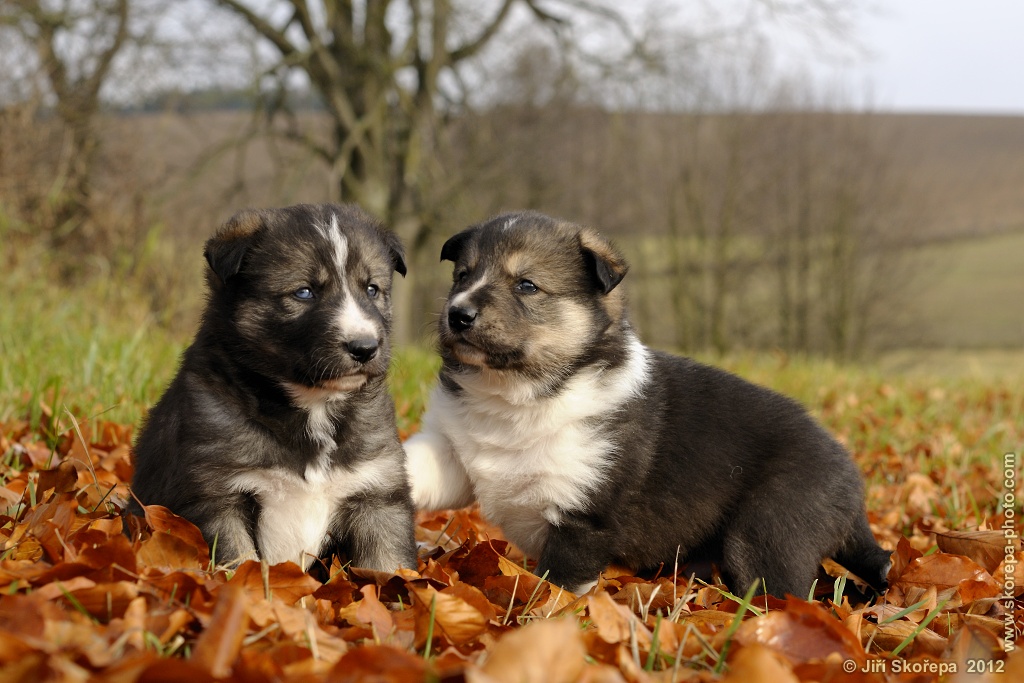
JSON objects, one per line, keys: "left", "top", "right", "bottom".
{"left": 409, "top": 582, "right": 488, "bottom": 647}
{"left": 677, "top": 608, "right": 737, "bottom": 630}
{"left": 191, "top": 584, "right": 250, "bottom": 678}
{"left": 934, "top": 530, "right": 1009, "bottom": 573}
{"left": 335, "top": 584, "right": 396, "bottom": 642}
{"left": 444, "top": 582, "right": 498, "bottom": 623}
{"left": 229, "top": 560, "right": 321, "bottom": 605}
{"left": 734, "top": 599, "right": 866, "bottom": 666}
{"left": 480, "top": 618, "right": 586, "bottom": 683}
{"left": 137, "top": 531, "right": 204, "bottom": 571}
{"left": 995, "top": 550, "right": 1024, "bottom": 597}
{"left": 901, "top": 473, "right": 938, "bottom": 517}
{"left": 888, "top": 536, "right": 922, "bottom": 582}
{"left": 986, "top": 648, "right": 1024, "bottom": 683}
{"left": 95, "top": 654, "right": 219, "bottom": 682}
{"left": 862, "top": 620, "right": 947, "bottom": 657}
{"left": 34, "top": 575, "right": 96, "bottom": 602}
{"left": 60, "top": 581, "right": 139, "bottom": 621}
{"left": 36, "top": 460, "right": 78, "bottom": 497}
{"left": 946, "top": 622, "right": 1005, "bottom": 666}
{"left": 312, "top": 574, "right": 359, "bottom": 606}
{"left": 496, "top": 554, "right": 533, "bottom": 577}
{"left": 452, "top": 540, "right": 511, "bottom": 586}
{"left": 896, "top": 552, "right": 1000, "bottom": 604}
{"left": 140, "top": 504, "right": 210, "bottom": 564}
{"left": 721, "top": 643, "right": 799, "bottom": 683}
{"left": 0, "top": 595, "right": 46, "bottom": 639}
{"left": 327, "top": 644, "right": 428, "bottom": 683}
{"left": 587, "top": 590, "right": 651, "bottom": 648}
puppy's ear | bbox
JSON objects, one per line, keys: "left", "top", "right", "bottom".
{"left": 440, "top": 228, "right": 475, "bottom": 263}
{"left": 579, "top": 228, "right": 628, "bottom": 294}
{"left": 384, "top": 230, "right": 407, "bottom": 277}
{"left": 204, "top": 210, "right": 264, "bottom": 285}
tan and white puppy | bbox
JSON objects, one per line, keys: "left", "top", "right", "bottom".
{"left": 131, "top": 203, "right": 417, "bottom": 572}
{"left": 405, "top": 211, "right": 891, "bottom": 598}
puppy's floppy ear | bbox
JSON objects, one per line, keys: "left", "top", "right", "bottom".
{"left": 440, "top": 227, "right": 476, "bottom": 263}
{"left": 204, "top": 209, "right": 264, "bottom": 285}
{"left": 384, "top": 230, "right": 407, "bottom": 277}
{"left": 579, "top": 228, "right": 628, "bottom": 294}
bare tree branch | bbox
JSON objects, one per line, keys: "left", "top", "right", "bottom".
{"left": 215, "top": 0, "right": 299, "bottom": 58}
{"left": 450, "top": 0, "right": 517, "bottom": 63}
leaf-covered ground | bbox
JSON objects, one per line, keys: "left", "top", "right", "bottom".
{"left": 1, "top": 379, "right": 1021, "bottom": 682}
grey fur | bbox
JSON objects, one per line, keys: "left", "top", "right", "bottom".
{"left": 419, "top": 210, "right": 890, "bottom": 598}
{"left": 130, "top": 203, "right": 416, "bottom": 572}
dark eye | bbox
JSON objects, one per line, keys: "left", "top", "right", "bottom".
{"left": 515, "top": 279, "right": 538, "bottom": 294}
{"left": 366, "top": 284, "right": 380, "bottom": 299}
{"left": 455, "top": 269, "right": 469, "bottom": 283}
{"left": 293, "top": 287, "right": 314, "bottom": 300}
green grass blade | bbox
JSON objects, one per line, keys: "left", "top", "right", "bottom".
{"left": 57, "top": 582, "right": 97, "bottom": 623}
{"left": 713, "top": 580, "right": 759, "bottom": 674}
{"left": 423, "top": 593, "right": 437, "bottom": 660}
{"left": 880, "top": 597, "right": 930, "bottom": 625}
{"left": 890, "top": 596, "right": 951, "bottom": 656}
{"left": 833, "top": 572, "right": 848, "bottom": 604}
{"left": 644, "top": 614, "right": 662, "bottom": 672}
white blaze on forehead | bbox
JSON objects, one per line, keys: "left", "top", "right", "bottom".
{"left": 327, "top": 213, "right": 348, "bottom": 274}
{"left": 319, "top": 214, "right": 379, "bottom": 340}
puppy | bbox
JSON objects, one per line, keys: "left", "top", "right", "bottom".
{"left": 130, "top": 203, "right": 417, "bottom": 572}
{"left": 404, "top": 211, "right": 891, "bottom": 598}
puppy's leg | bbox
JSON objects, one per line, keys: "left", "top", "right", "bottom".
{"left": 834, "top": 514, "right": 892, "bottom": 591}
{"left": 535, "top": 517, "right": 612, "bottom": 595}
{"left": 404, "top": 428, "right": 475, "bottom": 511}
{"left": 720, "top": 503, "right": 821, "bottom": 598}
{"left": 333, "top": 489, "right": 418, "bottom": 572}
{"left": 193, "top": 492, "right": 261, "bottom": 566}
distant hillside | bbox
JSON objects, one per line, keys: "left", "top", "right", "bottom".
{"left": 874, "top": 114, "right": 1024, "bottom": 241}
{"left": 82, "top": 109, "right": 1024, "bottom": 351}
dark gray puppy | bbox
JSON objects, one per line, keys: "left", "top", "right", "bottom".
{"left": 131, "top": 203, "right": 417, "bottom": 572}
{"left": 404, "top": 211, "right": 891, "bottom": 598}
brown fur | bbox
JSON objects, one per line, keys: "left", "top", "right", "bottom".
{"left": 130, "top": 203, "right": 417, "bottom": 571}
{"left": 437, "top": 212, "right": 628, "bottom": 391}
{"left": 411, "top": 210, "right": 892, "bottom": 598}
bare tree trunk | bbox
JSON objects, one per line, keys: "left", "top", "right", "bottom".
{"left": 793, "top": 150, "right": 813, "bottom": 354}
{"left": 3, "top": 0, "right": 131, "bottom": 276}
{"left": 214, "top": 0, "right": 630, "bottom": 344}
{"left": 708, "top": 119, "right": 745, "bottom": 356}
{"left": 667, "top": 171, "right": 694, "bottom": 350}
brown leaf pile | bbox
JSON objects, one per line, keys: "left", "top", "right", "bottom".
{"left": 0, "top": 411, "right": 1021, "bottom": 682}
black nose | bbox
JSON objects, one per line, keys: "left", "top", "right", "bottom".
{"left": 345, "top": 338, "right": 379, "bottom": 363}
{"left": 448, "top": 306, "right": 477, "bottom": 332}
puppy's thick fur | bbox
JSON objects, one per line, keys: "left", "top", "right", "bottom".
{"left": 131, "top": 203, "right": 417, "bottom": 572}
{"left": 405, "top": 211, "right": 891, "bottom": 597}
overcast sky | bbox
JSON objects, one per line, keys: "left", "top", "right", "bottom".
{"left": 836, "top": 0, "right": 1024, "bottom": 114}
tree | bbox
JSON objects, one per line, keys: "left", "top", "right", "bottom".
{"left": 1, "top": 1, "right": 132, "bottom": 261}
{"left": 0, "top": 0, "right": 179, "bottom": 279}
{"left": 209, "top": 0, "right": 637, "bottom": 342}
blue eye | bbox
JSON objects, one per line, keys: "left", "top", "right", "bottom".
{"left": 366, "top": 284, "right": 380, "bottom": 299}
{"left": 515, "top": 280, "right": 538, "bottom": 294}
{"left": 294, "top": 287, "right": 314, "bottom": 300}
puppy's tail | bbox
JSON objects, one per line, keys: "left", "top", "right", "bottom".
{"left": 834, "top": 514, "right": 892, "bottom": 593}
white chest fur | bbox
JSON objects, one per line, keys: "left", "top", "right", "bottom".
{"left": 228, "top": 457, "right": 390, "bottom": 567}
{"left": 431, "top": 336, "right": 651, "bottom": 558}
